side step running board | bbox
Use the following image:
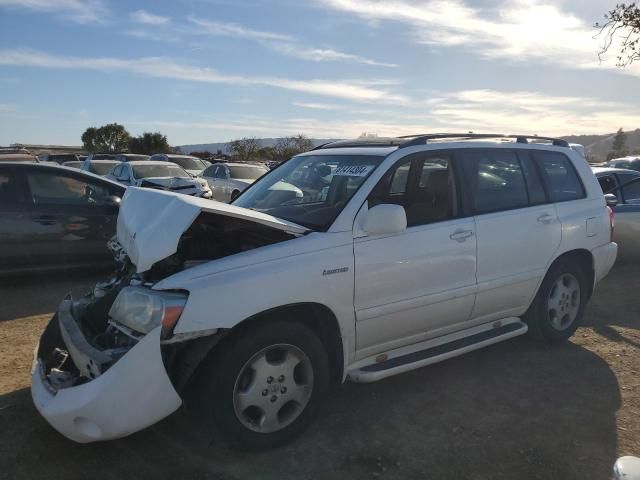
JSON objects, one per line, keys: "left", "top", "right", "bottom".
{"left": 347, "top": 318, "right": 528, "bottom": 383}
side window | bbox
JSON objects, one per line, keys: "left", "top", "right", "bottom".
{"left": 0, "top": 169, "right": 24, "bottom": 204}
{"left": 112, "top": 164, "right": 123, "bottom": 178}
{"left": 203, "top": 165, "right": 215, "bottom": 176}
{"left": 598, "top": 175, "right": 617, "bottom": 194}
{"left": 216, "top": 166, "right": 227, "bottom": 179}
{"left": 534, "top": 151, "right": 585, "bottom": 202}
{"left": 121, "top": 166, "right": 131, "bottom": 180}
{"left": 461, "top": 150, "right": 529, "bottom": 213}
{"left": 520, "top": 155, "right": 547, "bottom": 205}
{"left": 619, "top": 174, "right": 640, "bottom": 204}
{"left": 406, "top": 155, "right": 455, "bottom": 227}
{"left": 369, "top": 158, "right": 411, "bottom": 207}
{"left": 26, "top": 171, "right": 112, "bottom": 205}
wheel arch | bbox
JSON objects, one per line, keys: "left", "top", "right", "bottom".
{"left": 166, "top": 302, "right": 345, "bottom": 392}
{"left": 547, "top": 248, "right": 595, "bottom": 298}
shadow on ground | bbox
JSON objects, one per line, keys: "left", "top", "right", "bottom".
{"left": 0, "top": 337, "right": 620, "bottom": 480}
{"left": 0, "top": 270, "right": 108, "bottom": 322}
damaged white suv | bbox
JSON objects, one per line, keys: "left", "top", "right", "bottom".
{"left": 32, "top": 134, "right": 617, "bottom": 450}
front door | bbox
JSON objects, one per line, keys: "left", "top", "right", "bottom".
{"left": 354, "top": 152, "right": 477, "bottom": 358}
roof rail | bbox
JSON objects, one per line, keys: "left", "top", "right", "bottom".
{"left": 397, "top": 133, "right": 569, "bottom": 148}
{"left": 313, "top": 133, "right": 569, "bottom": 150}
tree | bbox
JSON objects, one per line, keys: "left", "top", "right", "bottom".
{"left": 228, "top": 137, "right": 260, "bottom": 162}
{"left": 596, "top": 3, "right": 640, "bottom": 66}
{"left": 81, "top": 123, "right": 131, "bottom": 153}
{"left": 607, "top": 128, "right": 629, "bottom": 160}
{"left": 271, "top": 135, "right": 314, "bottom": 162}
{"left": 128, "top": 132, "right": 172, "bottom": 155}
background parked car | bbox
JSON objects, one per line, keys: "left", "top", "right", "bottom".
{"left": 607, "top": 157, "right": 640, "bottom": 171}
{"left": 594, "top": 166, "right": 640, "bottom": 262}
{"left": 62, "top": 161, "right": 83, "bottom": 169}
{"left": 149, "top": 153, "right": 209, "bottom": 176}
{"left": 114, "top": 153, "right": 149, "bottom": 162}
{"left": 38, "top": 153, "right": 80, "bottom": 164}
{"left": 201, "top": 162, "right": 269, "bottom": 202}
{"left": 0, "top": 162, "right": 124, "bottom": 274}
{"left": 80, "top": 158, "right": 120, "bottom": 176}
{"left": 106, "top": 160, "right": 212, "bottom": 198}
{"left": 0, "top": 152, "right": 38, "bottom": 162}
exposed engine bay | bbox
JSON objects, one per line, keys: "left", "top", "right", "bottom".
{"left": 36, "top": 211, "right": 297, "bottom": 392}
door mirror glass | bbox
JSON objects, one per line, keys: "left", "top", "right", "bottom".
{"left": 605, "top": 193, "right": 618, "bottom": 207}
{"left": 362, "top": 204, "right": 407, "bottom": 235}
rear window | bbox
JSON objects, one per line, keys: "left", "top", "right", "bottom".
{"left": 132, "top": 164, "right": 189, "bottom": 178}
{"left": 533, "top": 151, "right": 585, "bottom": 202}
{"left": 168, "top": 156, "right": 206, "bottom": 170}
{"left": 229, "top": 165, "right": 269, "bottom": 180}
{"left": 90, "top": 162, "right": 118, "bottom": 175}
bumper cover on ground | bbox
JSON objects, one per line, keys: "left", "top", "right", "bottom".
{"left": 31, "top": 304, "right": 182, "bottom": 443}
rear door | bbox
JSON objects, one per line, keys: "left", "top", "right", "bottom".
{"left": 612, "top": 173, "right": 640, "bottom": 262}
{"left": 461, "top": 149, "right": 561, "bottom": 324}
{"left": 354, "top": 151, "right": 477, "bottom": 357}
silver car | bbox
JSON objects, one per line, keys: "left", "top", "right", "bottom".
{"left": 106, "top": 160, "right": 212, "bottom": 198}
{"left": 594, "top": 167, "right": 640, "bottom": 262}
{"left": 200, "top": 162, "right": 269, "bottom": 202}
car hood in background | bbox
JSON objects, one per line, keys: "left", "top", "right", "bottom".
{"left": 117, "top": 187, "right": 309, "bottom": 273}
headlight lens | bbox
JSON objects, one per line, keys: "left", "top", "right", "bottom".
{"left": 109, "top": 286, "right": 188, "bottom": 334}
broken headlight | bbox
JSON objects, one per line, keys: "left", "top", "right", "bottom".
{"left": 108, "top": 286, "right": 188, "bottom": 335}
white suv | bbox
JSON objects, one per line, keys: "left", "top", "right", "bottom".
{"left": 31, "top": 134, "right": 617, "bottom": 450}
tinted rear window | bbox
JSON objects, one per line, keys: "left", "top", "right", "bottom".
{"left": 533, "top": 151, "right": 585, "bottom": 202}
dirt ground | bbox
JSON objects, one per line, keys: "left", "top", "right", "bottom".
{"left": 0, "top": 265, "right": 638, "bottom": 480}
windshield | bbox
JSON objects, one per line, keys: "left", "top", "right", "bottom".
{"left": 229, "top": 165, "right": 269, "bottom": 180}
{"left": 132, "top": 164, "right": 190, "bottom": 178}
{"left": 169, "top": 156, "right": 206, "bottom": 170}
{"left": 233, "top": 154, "right": 384, "bottom": 230}
{"left": 90, "top": 161, "right": 118, "bottom": 175}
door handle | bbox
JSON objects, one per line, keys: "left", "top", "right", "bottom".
{"left": 450, "top": 229, "right": 474, "bottom": 242}
{"left": 537, "top": 213, "right": 555, "bottom": 224}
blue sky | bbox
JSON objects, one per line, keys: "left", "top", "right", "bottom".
{"left": 0, "top": 0, "right": 638, "bottom": 146}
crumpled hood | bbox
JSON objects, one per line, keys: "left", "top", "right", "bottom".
{"left": 117, "top": 187, "right": 309, "bottom": 273}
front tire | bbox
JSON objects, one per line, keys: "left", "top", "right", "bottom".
{"left": 524, "top": 259, "right": 588, "bottom": 342}
{"left": 199, "top": 321, "right": 329, "bottom": 451}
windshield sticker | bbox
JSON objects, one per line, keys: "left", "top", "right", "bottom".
{"left": 333, "top": 165, "right": 375, "bottom": 177}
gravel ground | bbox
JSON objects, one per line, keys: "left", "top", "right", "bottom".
{"left": 0, "top": 265, "right": 638, "bottom": 480}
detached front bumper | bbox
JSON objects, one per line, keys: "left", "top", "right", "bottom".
{"left": 31, "top": 300, "right": 182, "bottom": 443}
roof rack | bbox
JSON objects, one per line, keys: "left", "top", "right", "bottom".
{"left": 313, "top": 133, "right": 569, "bottom": 150}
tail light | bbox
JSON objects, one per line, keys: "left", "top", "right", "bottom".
{"left": 607, "top": 206, "right": 615, "bottom": 242}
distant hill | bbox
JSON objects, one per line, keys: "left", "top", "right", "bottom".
{"left": 178, "top": 131, "right": 640, "bottom": 161}
{"left": 561, "top": 129, "right": 640, "bottom": 161}
{"left": 177, "top": 138, "right": 338, "bottom": 155}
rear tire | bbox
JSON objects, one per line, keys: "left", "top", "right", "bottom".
{"left": 198, "top": 321, "right": 329, "bottom": 451}
{"left": 524, "top": 259, "right": 588, "bottom": 342}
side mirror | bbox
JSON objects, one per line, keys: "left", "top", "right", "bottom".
{"left": 605, "top": 193, "right": 618, "bottom": 207}
{"left": 362, "top": 204, "right": 407, "bottom": 235}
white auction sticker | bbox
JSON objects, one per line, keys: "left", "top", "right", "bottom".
{"left": 333, "top": 165, "right": 374, "bottom": 177}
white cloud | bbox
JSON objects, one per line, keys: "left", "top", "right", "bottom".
{"left": 0, "top": 48, "right": 408, "bottom": 104}
{"left": 187, "top": 16, "right": 396, "bottom": 67}
{"left": 293, "top": 102, "right": 343, "bottom": 110}
{"left": 187, "top": 16, "right": 293, "bottom": 42}
{"left": 0, "top": 0, "right": 107, "bottom": 23}
{"left": 317, "top": 0, "right": 640, "bottom": 75}
{"left": 269, "top": 43, "right": 397, "bottom": 67}
{"left": 130, "top": 9, "right": 170, "bottom": 25}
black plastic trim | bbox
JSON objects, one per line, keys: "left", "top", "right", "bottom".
{"left": 360, "top": 322, "right": 523, "bottom": 372}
